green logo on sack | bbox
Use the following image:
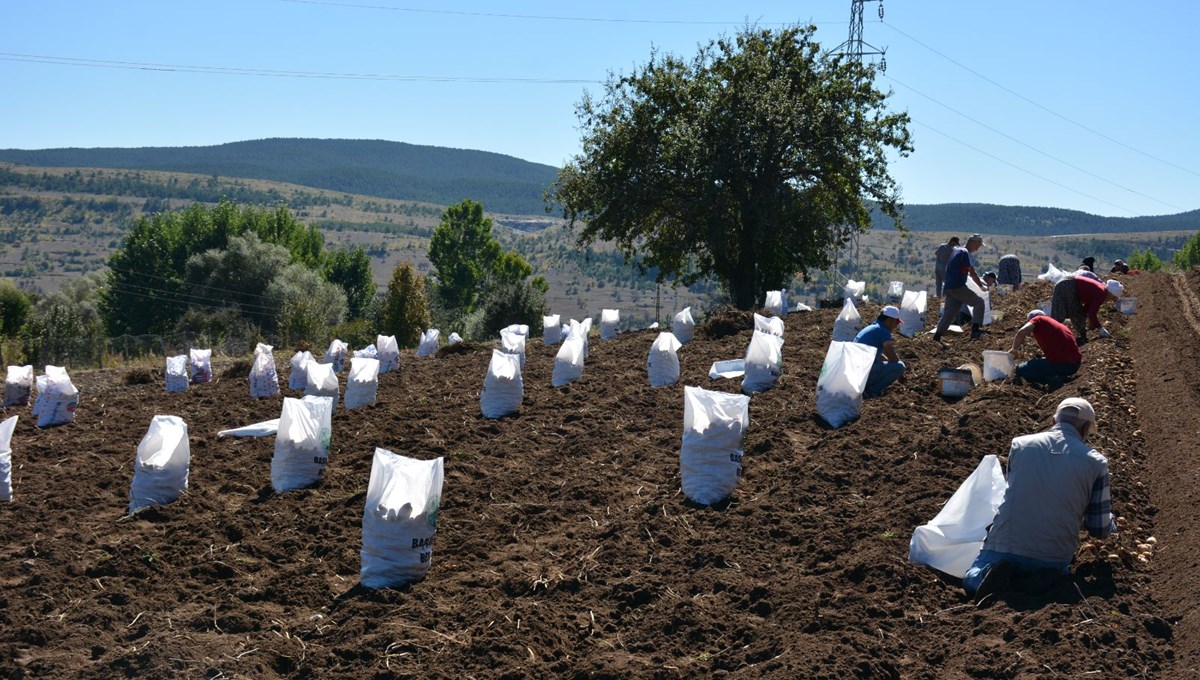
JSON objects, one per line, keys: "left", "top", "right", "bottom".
{"left": 425, "top": 495, "right": 440, "bottom": 529}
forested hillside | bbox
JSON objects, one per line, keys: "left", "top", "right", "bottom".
{"left": 877, "top": 202, "right": 1200, "bottom": 235}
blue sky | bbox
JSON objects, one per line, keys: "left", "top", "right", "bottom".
{"left": 2, "top": 1, "right": 1196, "bottom": 217}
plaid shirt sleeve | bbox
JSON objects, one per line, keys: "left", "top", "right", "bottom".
{"left": 1085, "top": 470, "right": 1117, "bottom": 538}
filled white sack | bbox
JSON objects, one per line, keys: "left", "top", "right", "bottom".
{"left": 600, "top": 309, "right": 620, "bottom": 340}
{"left": 502, "top": 324, "right": 530, "bottom": 337}
{"left": 0, "top": 415, "right": 16, "bottom": 502}
{"left": 764, "top": 290, "right": 787, "bottom": 317}
{"left": 500, "top": 327, "right": 527, "bottom": 368}
{"left": 887, "top": 281, "right": 905, "bottom": 303}
{"left": 324, "top": 339, "right": 349, "bottom": 372}
{"left": 908, "top": 455, "right": 1008, "bottom": 578}
{"left": 543, "top": 314, "right": 563, "bottom": 346}
{"left": 360, "top": 448, "right": 444, "bottom": 588}
{"left": 217, "top": 418, "right": 280, "bottom": 438}
{"left": 32, "top": 365, "right": 67, "bottom": 418}
{"left": 188, "top": 348, "right": 213, "bottom": 384}
{"left": 271, "top": 395, "right": 334, "bottom": 492}
{"left": 742, "top": 331, "right": 784, "bottom": 395}
{"left": 898, "top": 290, "right": 928, "bottom": 338}
{"left": 165, "top": 355, "right": 189, "bottom": 393}
{"left": 249, "top": 343, "right": 280, "bottom": 398}
{"left": 128, "top": 415, "right": 190, "bottom": 513}
{"left": 966, "top": 277, "right": 994, "bottom": 325}
{"left": 552, "top": 334, "right": 586, "bottom": 387}
{"left": 35, "top": 366, "right": 78, "bottom": 428}
{"left": 753, "top": 313, "right": 784, "bottom": 338}
{"left": 288, "top": 351, "right": 313, "bottom": 390}
{"left": 344, "top": 357, "right": 380, "bottom": 409}
{"left": 579, "top": 318, "right": 593, "bottom": 357}
{"left": 3, "top": 365, "right": 33, "bottom": 407}
{"left": 353, "top": 343, "right": 378, "bottom": 360}
{"left": 481, "top": 349, "right": 523, "bottom": 419}
{"left": 417, "top": 329, "right": 440, "bottom": 357}
{"left": 844, "top": 279, "right": 866, "bottom": 299}
{"left": 831, "top": 297, "right": 862, "bottom": 342}
{"left": 680, "top": 386, "right": 750, "bottom": 506}
{"left": 1037, "top": 262, "right": 1068, "bottom": 285}
{"left": 304, "top": 361, "right": 340, "bottom": 405}
{"left": 815, "top": 341, "right": 876, "bottom": 429}
{"left": 793, "top": 302, "right": 813, "bottom": 312}
{"left": 448, "top": 332, "right": 463, "bottom": 345}
{"left": 672, "top": 307, "right": 695, "bottom": 344}
{"left": 647, "top": 332, "right": 683, "bottom": 387}
{"left": 376, "top": 335, "right": 400, "bottom": 374}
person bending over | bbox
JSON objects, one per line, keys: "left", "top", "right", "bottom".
{"left": 1010, "top": 310, "right": 1081, "bottom": 388}
{"left": 853, "top": 305, "right": 907, "bottom": 397}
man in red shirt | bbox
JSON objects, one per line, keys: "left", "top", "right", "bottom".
{"left": 1009, "top": 310, "right": 1082, "bottom": 387}
{"left": 1049, "top": 276, "right": 1123, "bottom": 345}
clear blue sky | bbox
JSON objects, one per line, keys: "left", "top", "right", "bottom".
{"left": 2, "top": 1, "right": 1196, "bottom": 217}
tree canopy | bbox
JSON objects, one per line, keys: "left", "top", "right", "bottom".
{"left": 552, "top": 25, "right": 913, "bottom": 310}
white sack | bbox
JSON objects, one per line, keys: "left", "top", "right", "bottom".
{"left": 552, "top": 335, "right": 586, "bottom": 387}
{"left": 966, "top": 277, "right": 994, "bottom": 325}
{"left": 0, "top": 415, "right": 16, "bottom": 502}
{"left": 36, "top": 366, "right": 78, "bottom": 428}
{"left": 908, "top": 455, "right": 1008, "bottom": 578}
{"left": 188, "top": 348, "right": 213, "bottom": 384}
{"left": 832, "top": 298, "right": 862, "bottom": 342}
{"left": 887, "top": 281, "right": 905, "bottom": 303}
{"left": 289, "top": 351, "right": 313, "bottom": 390}
{"left": 647, "top": 332, "right": 683, "bottom": 387}
{"left": 502, "top": 324, "right": 530, "bottom": 337}
{"left": 376, "top": 335, "right": 400, "bottom": 373}
{"left": 165, "top": 355, "right": 189, "bottom": 393}
{"left": 543, "top": 315, "right": 562, "bottom": 346}
{"left": 353, "top": 343, "right": 378, "bottom": 360}
{"left": 793, "top": 303, "right": 813, "bottom": 313}
{"left": 708, "top": 359, "right": 745, "bottom": 380}
{"left": 580, "top": 318, "right": 593, "bottom": 357}
{"left": 672, "top": 307, "right": 695, "bottom": 344}
{"left": 217, "top": 419, "right": 279, "bottom": 438}
{"left": 898, "top": 290, "right": 928, "bottom": 338}
{"left": 680, "top": 386, "right": 750, "bottom": 505}
{"left": 753, "top": 313, "right": 784, "bottom": 338}
{"left": 324, "top": 339, "right": 349, "bottom": 372}
{"left": 500, "top": 327, "right": 527, "bottom": 368}
{"left": 344, "top": 357, "right": 380, "bottom": 409}
{"left": 481, "top": 349, "right": 523, "bottom": 419}
{"left": 4, "top": 365, "right": 33, "bottom": 407}
{"left": 815, "top": 341, "right": 876, "bottom": 428}
{"left": 844, "top": 280, "right": 866, "bottom": 299}
{"left": 417, "top": 329, "right": 440, "bottom": 357}
{"left": 448, "top": 332, "right": 463, "bottom": 345}
{"left": 764, "top": 290, "right": 787, "bottom": 317}
{"left": 742, "top": 331, "right": 784, "bottom": 395}
{"left": 1037, "top": 262, "right": 1068, "bottom": 285}
{"left": 128, "top": 415, "right": 190, "bottom": 513}
{"left": 249, "top": 343, "right": 280, "bottom": 398}
{"left": 32, "top": 365, "right": 67, "bottom": 418}
{"left": 600, "top": 309, "right": 620, "bottom": 340}
{"left": 271, "top": 396, "right": 334, "bottom": 492}
{"left": 304, "top": 361, "right": 340, "bottom": 405}
{"left": 360, "top": 449, "right": 444, "bottom": 588}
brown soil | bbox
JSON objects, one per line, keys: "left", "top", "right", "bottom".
{"left": 0, "top": 274, "right": 1191, "bottom": 678}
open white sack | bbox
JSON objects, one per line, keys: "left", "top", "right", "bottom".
{"left": 249, "top": 343, "right": 280, "bottom": 398}
{"left": 647, "top": 332, "right": 683, "bottom": 387}
{"left": 753, "top": 313, "right": 784, "bottom": 338}
{"left": 32, "top": 365, "right": 66, "bottom": 417}
{"left": 376, "top": 335, "right": 400, "bottom": 373}
{"left": 500, "top": 327, "right": 527, "bottom": 368}
{"left": 324, "top": 339, "right": 349, "bottom": 372}
{"left": 481, "top": 349, "right": 523, "bottom": 419}
{"left": 887, "top": 281, "right": 905, "bottom": 303}
{"left": 600, "top": 309, "right": 620, "bottom": 339}
{"left": 543, "top": 314, "right": 562, "bottom": 346}
{"left": 188, "top": 348, "right": 213, "bottom": 384}
{"left": 844, "top": 280, "right": 866, "bottom": 299}
{"left": 353, "top": 343, "right": 378, "bottom": 360}
{"left": 360, "top": 448, "right": 444, "bottom": 588}
{"left": 680, "top": 386, "right": 750, "bottom": 506}
{"left": 165, "top": 355, "right": 189, "bottom": 393}
{"left": 217, "top": 419, "right": 280, "bottom": 438}
{"left": 764, "top": 290, "right": 788, "bottom": 317}
{"left": 831, "top": 298, "right": 862, "bottom": 342}
{"left": 344, "top": 357, "right": 380, "bottom": 409}
{"left": 128, "top": 415, "right": 190, "bottom": 513}
{"left": 0, "top": 415, "right": 16, "bottom": 502}
{"left": 908, "top": 455, "right": 1008, "bottom": 578}
{"left": 417, "top": 329, "right": 440, "bottom": 357}
{"left": 816, "top": 341, "right": 876, "bottom": 428}
{"left": 672, "top": 307, "right": 695, "bottom": 344}
{"left": 1037, "top": 262, "right": 1068, "bottom": 285}
{"left": 552, "top": 334, "right": 586, "bottom": 387}
{"left": 898, "top": 290, "right": 928, "bottom": 338}
{"left": 4, "top": 365, "right": 33, "bottom": 407}
{"left": 288, "top": 351, "right": 313, "bottom": 390}
{"left": 271, "top": 396, "right": 334, "bottom": 492}
{"left": 502, "top": 324, "right": 530, "bottom": 337}
{"left": 305, "top": 361, "right": 340, "bottom": 405}
{"left": 35, "top": 366, "right": 78, "bottom": 428}
{"left": 742, "top": 331, "right": 784, "bottom": 395}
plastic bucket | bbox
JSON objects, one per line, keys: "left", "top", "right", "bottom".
{"left": 1117, "top": 297, "right": 1137, "bottom": 315}
{"left": 991, "top": 311, "right": 1005, "bottom": 323}
{"left": 937, "top": 368, "right": 973, "bottom": 397}
{"left": 982, "top": 350, "right": 1015, "bottom": 382}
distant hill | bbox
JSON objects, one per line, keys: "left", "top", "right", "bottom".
{"left": 877, "top": 202, "right": 1200, "bottom": 236}
{"left": 0, "top": 138, "right": 559, "bottom": 215}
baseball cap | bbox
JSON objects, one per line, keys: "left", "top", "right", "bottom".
{"left": 881, "top": 305, "right": 901, "bottom": 320}
{"left": 1105, "top": 279, "right": 1124, "bottom": 297}
{"left": 1055, "top": 397, "right": 1097, "bottom": 432}
{"left": 983, "top": 270, "right": 997, "bottom": 279}
{"left": 1027, "top": 309, "right": 1046, "bottom": 321}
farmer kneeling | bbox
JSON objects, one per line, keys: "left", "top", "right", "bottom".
{"left": 963, "top": 398, "right": 1117, "bottom": 603}
{"left": 1009, "top": 310, "right": 1082, "bottom": 388}
{"left": 854, "top": 305, "right": 907, "bottom": 397}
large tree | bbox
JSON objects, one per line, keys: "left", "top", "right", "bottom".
{"left": 428, "top": 199, "right": 502, "bottom": 315}
{"left": 552, "top": 25, "right": 913, "bottom": 310}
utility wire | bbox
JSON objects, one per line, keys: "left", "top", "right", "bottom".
{"left": 107, "top": 264, "right": 297, "bottom": 306}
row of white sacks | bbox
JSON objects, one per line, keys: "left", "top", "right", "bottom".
{"left": 2, "top": 365, "right": 80, "bottom": 428}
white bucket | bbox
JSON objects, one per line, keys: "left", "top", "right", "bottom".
{"left": 1038, "top": 299, "right": 1052, "bottom": 314}
{"left": 1117, "top": 297, "right": 1137, "bottom": 315}
{"left": 982, "top": 350, "right": 1015, "bottom": 382}
{"left": 991, "top": 311, "right": 1005, "bottom": 323}
{"left": 938, "top": 368, "right": 973, "bottom": 398}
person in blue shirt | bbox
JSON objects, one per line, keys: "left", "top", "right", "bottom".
{"left": 854, "top": 305, "right": 907, "bottom": 397}
{"left": 933, "top": 233, "right": 988, "bottom": 343}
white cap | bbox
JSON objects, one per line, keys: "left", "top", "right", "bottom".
{"left": 1106, "top": 279, "right": 1124, "bottom": 297}
{"left": 1027, "top": 309, "right": 1046, "bottom": 321}
{"left": 881, "top": 305, "right": 901, "bottom": 320}
{"left": 1055, "top": 397, "right": 1097, "bottom": 432}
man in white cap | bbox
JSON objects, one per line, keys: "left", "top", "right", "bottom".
{"left": 853, "top": 305, "right": 907, "bottom": 397}
{"left": 1009, "top": 310, "right": 1082, "bottom": 388}
{"left": 963, "top": 397, "right": 1117, "bottom": 603}
{"left": 932, "top": 233, "right": 988, "bottom": 343}
{"left": 1049, "top": 275, "right": 1124, "bottom": 345}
